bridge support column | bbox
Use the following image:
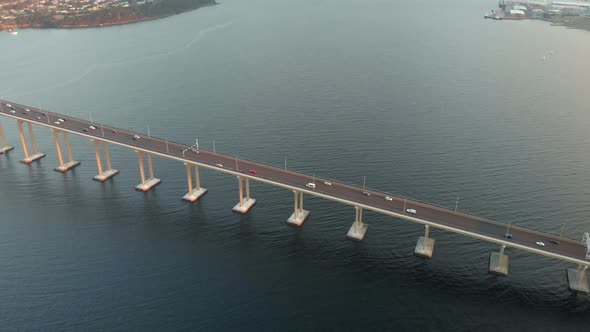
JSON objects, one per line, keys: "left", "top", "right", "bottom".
{"left": 287, "top": 190, "right": 309, "bottom": 226}
{"left": 135, "top": 151, "right": 161, "bottom": 192}
{"left": 232, "top": 176, "right": 256, "bottom": 214}
{"left": 92, "top": 140, "right": 119, "bottom": 182}
{"left": 0, "top": 121, "right": 14, "bottom": 155}
{"left": 246, "top": 177, "right": 250, "bottom": 200}
{"left": 489, "top": 244, "right": 509, "bottom": 276}
{"left": 17, "top": 120, "right": 45, "bottom": 164}
{"left": 567, "top": 264, "right": 589, "bottom": 294}
{"left": 182, "top": 163, "right": 207, "bottom": 202}
{"left": 415, "top": 225, "right": 435, "bottom": 258}
{"left": 347, "top": 206, "right": 368, "bottom": 241}
{"left": 52, "top": 129, "right": 80, "bottom": 173}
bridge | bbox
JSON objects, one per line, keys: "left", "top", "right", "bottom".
{"left": 1, "top": 99, "right": 589, "bottom": 294}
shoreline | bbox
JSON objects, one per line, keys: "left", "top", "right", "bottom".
{"left": 3, "top": 16, "right": 159, "bottom": 31}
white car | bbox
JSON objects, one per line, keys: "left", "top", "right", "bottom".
{"left": 6, "top": 103, "right": 12, "bottom": 108}
{"left": 132, "top": 135, "right": 141, "bottom": 140}
{"left": 385, "top": 196, "right": 393, "bottom": 201}
{"left": 24, "top": 108, "right": 30, "bottom": 112}
{"left": 535, "top": 241, "right": 545, "bottom": 247}
{"left": 9, "top": 109, "right": 15, "bottom": 114}
{"left": 57, "top": 118, "right": 65, "bottom": 123}
{"left": 89, "top": 125, "right": 97, "bottom": 130}
{"left": 54, "top": 121, "right": 61, "bottom": 125}
{"left": 406, "top": 208, "right": 417, "bottom": 214}
{"left": 323, "top": 181, "right": 332, "bottom": 186}
{"left": 306, "top": 183, "right": 316, "bottom": 189}
{"left": 216, "top": 164, "right": 223, "bottom": 167}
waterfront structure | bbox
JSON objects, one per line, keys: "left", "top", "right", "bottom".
{"left": 1, "top": 100, "right": 589, "bottom": 294}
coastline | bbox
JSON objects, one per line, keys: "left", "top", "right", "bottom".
{"left": 1, "top": 1, "right": 216, "bottom": 32}
{"left": 3, "top": 16, "right": 160, "bottom": 31}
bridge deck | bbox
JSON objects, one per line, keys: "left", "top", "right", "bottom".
{"left": 1, "top": 100, "right": 588, "bottom": 267}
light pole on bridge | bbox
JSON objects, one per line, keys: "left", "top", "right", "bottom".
{"left": 560, "top": 223, "right": 565, "bottom": 238}
{"left": 505, "top": 222, "right": 512, "bottom": 238}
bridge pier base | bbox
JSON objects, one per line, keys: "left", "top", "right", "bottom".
{"left": 232, "top": 176, "right": 256, "bottom": 214}
{"left": 182, "top": 163, "right": 207, "bottom": 202}
{"left": 567, "top": 264, "right": 589, "bottom": 294}
{"left": 489, "top": 245, "right": 509, "bottom": 276}
{"left": 135, "top": 151, "right": 161, "bottom": 192}
{"left": 415, "top": 225, "right": 435, "bottom": 258}
{"left": 287, "top": 190, "right": 309, "bottom": 226}
{"left": 347, "top": 206, "right": 368, "bottom": 241}
{"left": 0, "top": 121, "right": 14, "bottom": 155}
{"left": 53, "top": 129, "right": 80, "bottom": 173}
{"left": 92, "top": 141, "right": 119, "bottom": 182}
{"left": 17, "top": 120, "right": 45, "bottom": 164}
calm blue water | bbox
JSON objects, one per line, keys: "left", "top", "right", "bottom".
{"left": 1, "top": 0, "right": 590, "bottom": 329}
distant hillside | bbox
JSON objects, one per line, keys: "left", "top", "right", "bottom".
{"left": 1, "top": 0, "right": 217, "bottom": 31}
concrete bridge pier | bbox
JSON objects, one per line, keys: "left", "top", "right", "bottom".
{"left": 415, "top": 225, "right": 435, "bottom": 258}
{"left": 0, "top": 121, "right": 14, "bottom": 155}
{"left": 232, "top": 176, "right": 256, "bottom": 214}
{"left": 17, "top": 120, "right": 45, "bottom": 164}
{"left": 287, "top": 190, "right": 310, "bottom": 226}
{"left": 52, "top": 129, "right": 80, "bottom": 172}
{"left": 489, "top": 244, "right": 509, "bottom": 276}
{"left": 135, "top": 151, "right": 161, "bottom": 192}
{"left": 347, "top": 206, "right": 368, "bottom": 241}
{"left": 182, "top": 163, "right": 207, "bottom": 202}
{"left": 92, "top": 140, "right": 119, "bottom": 182}
{"left": 567, "top": 264, "right": 589, "bottom": 294}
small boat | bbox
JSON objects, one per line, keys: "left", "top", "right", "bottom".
{"left": 484, "top": 10, "right": 503, "bottom": 20}
{"left": 484, "top": 14, "right": 503, "bottom": 20}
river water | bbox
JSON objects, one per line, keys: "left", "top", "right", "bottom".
{"left": 1, "top": 0, "right": 590, "bottom": 330}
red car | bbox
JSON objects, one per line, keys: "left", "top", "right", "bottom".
{"left": 249, "top": 169, "right": 257, "bottom": 175}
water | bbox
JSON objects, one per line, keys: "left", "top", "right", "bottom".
{"left": 1, "top": 0, "right": 590, "bottom": 329}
